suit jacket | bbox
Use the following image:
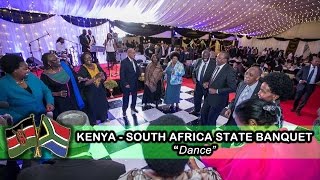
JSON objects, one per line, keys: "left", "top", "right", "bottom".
{"left": 192, "top": 58, "right": 216, "bottom": 83}
{"left": 228, "top": 81, "right": 262, "bottom": 112}
{"left": 120, "top": 57, "right": 141, "bottom": 88}
{"left": 204, "top": 64, "right": 237, "bottom": 107}
{"left": 87, "top": 35, "right": 96, "bottom": 46}
{"left": 17, "top": 159, "right": 126, "bottom": 180}
{"left": 296, "top": 65, "right": 320, "bottom": 90}
{"left": 79, "top": 34, "right": 90, "bottom": 52}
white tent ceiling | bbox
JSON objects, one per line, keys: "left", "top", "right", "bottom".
{"left": 0, "top": 0, "right": 320, "bottom": 37}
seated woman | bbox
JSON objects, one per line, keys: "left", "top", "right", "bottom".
{"left": 78, "top": 52, "right": 109, "bottom": 125}
{"left": 258, "top": 72, "right": 293, "bottom": 128}
{"left": 164, "top": 52, "right": 185, "bottom": 111}
{"left": 0, "top": 54, "right": 54, "bottom": 123}
{"left": 201, "top": 99, "right": 320, "bottom": 180}
{"left": 119, "top": 114, "right": 222, "bottom": 180}
{"left": 142, "top": 54, "right": 163, "bottom": 109}
{"left": 40, "top": 53, "right": 84, "bottom": 119}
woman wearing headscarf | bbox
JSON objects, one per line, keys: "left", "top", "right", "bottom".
{"left": 142, "top": 54, "right": 163, "bottom": 109}
{"left": 40, "top": 53, "right": 84, "bottom": 119}
{"left": 78, "top": 52, "right": 109, "bottom": 125}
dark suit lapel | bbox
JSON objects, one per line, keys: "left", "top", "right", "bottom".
{"left": 213, "top": 63, "right": 228, "bottom": 81}
{"left": 195, "top": 59, "right": 203, "bottom": 78}
{"left": 251, "top": 82, "right": 261, "bottom": 98}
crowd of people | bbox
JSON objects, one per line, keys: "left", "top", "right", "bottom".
{"left": 1, "top": 38, "right": 320, "bottom": 179}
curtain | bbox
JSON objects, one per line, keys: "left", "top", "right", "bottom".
{"left": 238, "top": 37, "right": 289, "bottom": 54}
{"left": 111, "top": 20, "right": 170, "bottom": 37}
{"left": 61, "top": 15, "right": 108, "bottom": 27}
{"left": 0, "top": 16, "right": 110, "bottom": 64}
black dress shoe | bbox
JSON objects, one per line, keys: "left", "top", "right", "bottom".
{"left": 131, "top": 108, "right": 139, "bottom": 113}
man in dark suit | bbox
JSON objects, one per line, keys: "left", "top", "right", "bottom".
{"left": 87, "top": 29, "right": 98, "bottom": 63}
{"left": 224, "top": 66, "right": 262, "bottom": 126}
{"left": 292, "top": 56, "right": 320, "bottom": 116}
{"left": 200, "top": 51, "right": 237, "bottom": 125}
{"left": 120, "top": 48, "right": 141, "bottom": 116}
{"left": 79, "top": 29, "right": 90, "bottom": 53}
{"left": 190, "top": 50, "right": 215, "bottom": 116}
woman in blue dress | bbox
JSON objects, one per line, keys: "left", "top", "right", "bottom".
{"left": 0, "top": 54, "right": 54, "bottom": 124}
{"left": 164, "top": 51, "right": 185, "bottom": 110}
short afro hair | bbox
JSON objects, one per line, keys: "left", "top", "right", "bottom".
{"left": 0, "top": 54, "right": 25, "bottom": 74}
{"left": 142, "top": 114, "right": 188, "bottom": 178}
{"left": 169, "top": 51, "right": 180, "bottom": 60}
{"left": 262, "top": 72, "right": 293, "bottom": 100}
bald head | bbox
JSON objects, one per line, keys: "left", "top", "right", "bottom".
{"left": 127, "top": 48, "right": 136, "bottom": 59}
{"left": 244, "top": 66, "right": 261, "bottom": 85}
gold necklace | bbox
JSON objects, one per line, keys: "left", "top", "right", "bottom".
{"left": 51, "top": 67, "right": 61, "bottom": 73}
{"left": 16, "top": 79, "right": 25, "bottom": 85}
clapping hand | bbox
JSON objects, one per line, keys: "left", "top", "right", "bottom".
{"left": 203, "top": 82, "right": 209, "bottom": 89}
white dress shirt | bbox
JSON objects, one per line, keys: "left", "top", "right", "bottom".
{"left": 197, "top": 60, "right": 209, "bottom": 81}
{"left": 56, "top": 42, "right": 67, "bottom": 53}
{"left": 308, "top": 65, "right": 318, "bottom": 84}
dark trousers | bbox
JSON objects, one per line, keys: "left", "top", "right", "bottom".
{"left": 91, "top": 52, "right": 98, "bottom": 63}
{"left": 194, "top": 81, "right": 207, "bottom": 112}
{"left": 200, "top": 100, "right": 224, "bottom": 126}
{"left": 293, "top": 84, "right": 316, "bottom": 111}
{"left": 122, "top": 85, "right": 137, "bottom": 111}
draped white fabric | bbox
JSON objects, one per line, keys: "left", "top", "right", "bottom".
{"left": 295, "top": 41, "right": 320, "bottom": 57}
{"left": 1, "top": 0, "right": 320, "bottom": 37}
{"left": 238, "top": 37, "right": 289, "bottom": 54}
{"left": 0, "top": 15, "right": 110, "bottom": 63}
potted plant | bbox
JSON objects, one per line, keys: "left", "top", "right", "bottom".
{"left": 104, "top": 79, "right": 118, "bottom": 98}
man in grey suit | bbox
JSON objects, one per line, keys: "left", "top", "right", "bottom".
{"left": 292, "top": 56, "right": 320, "bottom": 116}
{"left": 224, "top": 66, "right": 262, "bottom": 126}
{"left": 190, "top": 50, "right": 216, "bottom": 116}
{"left": 200, "top": 51, "right": 237, "bottom": 126}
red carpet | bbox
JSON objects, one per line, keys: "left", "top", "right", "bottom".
{"left": 182, "top": 78, "right": 319, "bottom": 129}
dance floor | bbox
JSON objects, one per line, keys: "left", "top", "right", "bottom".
{"left": 88, "top": 85, "right": 311, "bottom": 172}
{"left": 30, "top": 63, "right": 319, "bottom": 172}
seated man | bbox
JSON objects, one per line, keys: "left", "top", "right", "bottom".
{"left": 18, "top": 111, "right": 125, "bottom": 180}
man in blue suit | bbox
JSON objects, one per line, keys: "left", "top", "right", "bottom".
{"left": 120, "top": 48, "right": 141, "bottom": 116}
{"left": 292, "top": 56, "right": 320, "bottom": 116}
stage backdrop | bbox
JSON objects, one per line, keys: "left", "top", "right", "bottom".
{"left": 0, "top": 15, "right": 110, "bottom": 64}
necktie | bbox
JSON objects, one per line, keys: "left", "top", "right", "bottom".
{"left": 209, "top": 66, "right": 220, "bottom": 84}
{"left": 238, "top": 86, "right": 250, "bottom": 105}
{"left": 307, "top": 66, "right": 314, "bottom": 84}
{"left": 131, "top": 60, "right": 136, "bottom": 72}
{"left": 199, "top": 62, "right": 207, "bottom": 82}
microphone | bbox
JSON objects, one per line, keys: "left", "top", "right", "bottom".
{"left": 0, "top": 101, "right": 9, "bottom": 108}
{"left": 46, "top": 30, "right": 50, "bottom": 36}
